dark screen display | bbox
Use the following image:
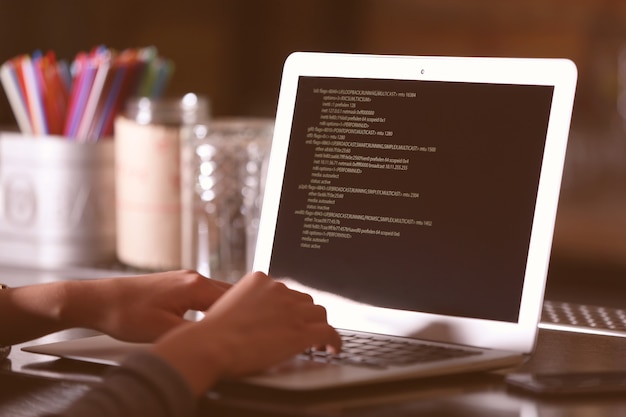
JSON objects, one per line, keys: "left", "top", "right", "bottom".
{"left": 268, "top": 76, "right": 553, "bottom": 322}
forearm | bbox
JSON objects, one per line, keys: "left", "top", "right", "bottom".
{"left": 49, "top": 351, "right": 196, "bottom": 417}
{"left": 0, "top": 271, "right": 230, "bottom": 347}
{"left": 0, "top": 280, "right": 98, "bottom": 345}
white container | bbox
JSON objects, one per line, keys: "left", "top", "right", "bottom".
{"left": 0, "top": 133, "right": 116, "bottom": 268}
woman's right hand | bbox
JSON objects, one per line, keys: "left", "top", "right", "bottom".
{"left": 150, "top": 271, "right": 342, "bottom": 396}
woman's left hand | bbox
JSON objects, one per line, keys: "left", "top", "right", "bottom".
{"left": 66, "top": 270, "right": 231, "bottom": 342}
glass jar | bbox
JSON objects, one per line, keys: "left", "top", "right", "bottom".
{"left": 180, "top": 118, "right": 274, "bottom": 282}
{"left": 114, "top": 94, "right": 209, "bottom": 270}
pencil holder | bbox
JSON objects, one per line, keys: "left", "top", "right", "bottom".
{"left": 0, "top": 133, "right": 116, "bottom": 268}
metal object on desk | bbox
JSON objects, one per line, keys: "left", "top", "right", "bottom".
{"left": 541, "top": 300, "right": 626, "bottom": 338}
{"left": 0, "top": 133, "right": 116, "bottom": 268}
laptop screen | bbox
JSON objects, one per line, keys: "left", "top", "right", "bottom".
{"left": 268, "top": 75, "right": 554, "bottom": 323}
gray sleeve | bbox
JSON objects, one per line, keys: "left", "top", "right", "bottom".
{"left": 52, "top": 351, "right": 197, "bottom": 417}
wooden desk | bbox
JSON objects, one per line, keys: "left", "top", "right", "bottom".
{"left": 3, "top": 264, "right": 626, "bottom": 416}
{"left": 2, "top": 327, "right": 626, "bottom": 416}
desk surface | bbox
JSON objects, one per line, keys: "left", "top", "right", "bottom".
{"left": 4, "top": 329, "right": 626, "bottom": 417}
{"left": 2, "top": 263, "right": 626, "bottom": 417}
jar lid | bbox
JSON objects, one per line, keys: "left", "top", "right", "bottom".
{"left": 125, "top": 93, "right": 210, "bottom": 125}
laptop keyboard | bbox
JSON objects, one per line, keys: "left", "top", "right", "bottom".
{"left": 298, "top": 329, "right": 482, "bottom": 369}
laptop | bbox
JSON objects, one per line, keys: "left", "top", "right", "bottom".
{"left": 24, "top": 52, "right": 578, "bottom": 391}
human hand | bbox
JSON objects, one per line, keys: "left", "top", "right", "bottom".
{"left": 66, "top": 270, "right": 231, "bottom": 343}
{"left": 151, "top": 271, "right": 342, "bottom": 396}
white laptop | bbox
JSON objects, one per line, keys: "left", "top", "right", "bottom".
{"left": 24, "top": 52, "right": 578, "bottom": 391}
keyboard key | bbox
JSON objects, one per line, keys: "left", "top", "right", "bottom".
{"left": 299, "top": 330, "right": 482, "bottom": 369}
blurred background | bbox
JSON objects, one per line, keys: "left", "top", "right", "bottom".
{"left": 1, "top": 0, "right": 625, "bottom": 285}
